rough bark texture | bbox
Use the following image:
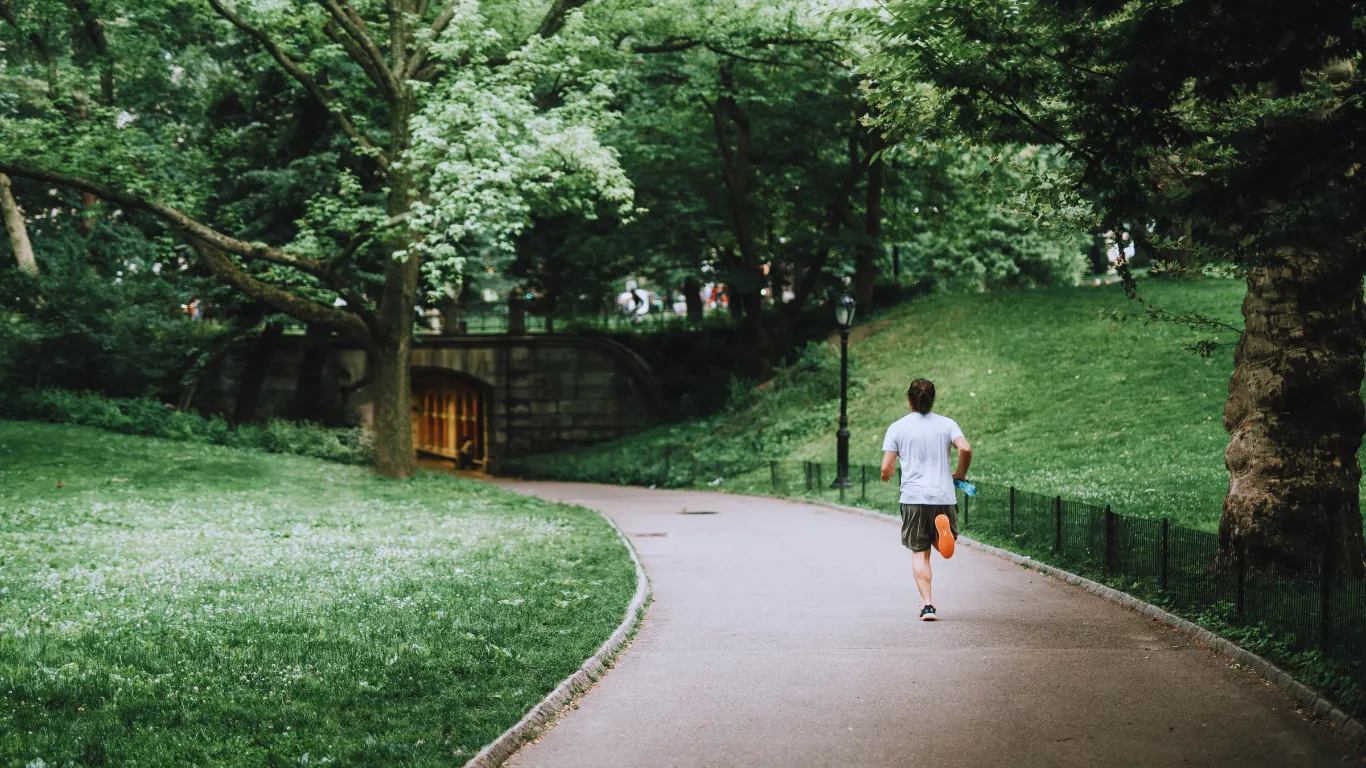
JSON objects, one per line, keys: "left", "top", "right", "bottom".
{"left": 370, "top": 116, "right": 420, "bottom": 478}
{"left": 1222, "top": 247, "right": 1366, "bottom": 577}
{"left": 0, "top": 173, "right": 37, "bottom": 276}
{"left": 234, "top": 321, "right": 285, "bottom": 423}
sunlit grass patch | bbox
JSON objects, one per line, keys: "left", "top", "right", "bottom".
{"left": 0, "top": 422, "right": 635, "bottom": 766}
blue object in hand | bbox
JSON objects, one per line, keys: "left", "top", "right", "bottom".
{"left": 954, "top": 479, "right": 977, "bottom": 497}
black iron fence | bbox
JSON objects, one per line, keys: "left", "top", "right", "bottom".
{"left": 500, "top": 449, "right": 1366, "bottom": 711}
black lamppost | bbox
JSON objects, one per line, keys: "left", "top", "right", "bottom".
{"left": 832, "top": 294, "right": 855, "bottom": 488}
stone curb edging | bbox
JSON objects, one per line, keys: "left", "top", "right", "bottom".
{"left": 801, "top": 497, "right": 1366, "bottom": 751}
{"left": 462, "top": 505, "right": 651, "bottom": 768}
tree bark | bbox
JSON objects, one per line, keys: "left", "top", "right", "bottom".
{"left": 683, "top": 276, "right": 704, "bottom": 323}
{"left": 0, "top": 173, "right": 37, "bottom": 276}
{"left": 1221, "top": 247, "right": 1366, "bottom": 577}
{"left": 234, "top": 321, "right": 285, "bottom": 423}
{"left": 370, "top": 107, "right": 420, "bottom": 478}
{"left": 708, "top": 76, "right": 775, "bottom": 379}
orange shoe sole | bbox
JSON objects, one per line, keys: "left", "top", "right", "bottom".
{"left": 935, "top": 514, "right": 955, "bottom": 559}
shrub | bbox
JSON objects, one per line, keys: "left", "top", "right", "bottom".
{"left": 0, "top": 389, "right": 372, "bottom": 465}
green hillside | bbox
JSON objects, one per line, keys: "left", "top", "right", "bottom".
{"left": 797, "top": 277, "right": 1246, "bottom": 529}
{"left": 538, "top": 277, "right": 1253, "bottom": 531}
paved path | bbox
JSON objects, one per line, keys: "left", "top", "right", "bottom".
{"left": 495, "top": 482, "right": 1359, "bottom": 767}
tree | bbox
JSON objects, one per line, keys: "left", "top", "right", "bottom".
{"left": 0, "top": 174, "right": 37, "bottom": 275}
{"left": 1, "top": 0, "right": 631, "bottom": 476}
{"left": 858, "top": 0, "right": 1366, "bottom": 575}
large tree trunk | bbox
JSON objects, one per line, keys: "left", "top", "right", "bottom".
{"left": 683, "top": 276, "right": 704, "bottom": 324}
{"left": 234, "top": 321, "right": 285, "bottom": 423}
{"left": 370, "top": 119, "right": 420, "bottom": 478}
{"left": 1221, "top": 247, "right": 1366, "bottom": 577}
{"left": 0, "top": 173, "right": 37, "bottom": 276}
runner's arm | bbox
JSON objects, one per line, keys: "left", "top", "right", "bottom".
{"left": 951, "top": 436, "right": 972, "bottom": 480}
{"left": 880, "top": 450, "right": 898, "bottom": 482}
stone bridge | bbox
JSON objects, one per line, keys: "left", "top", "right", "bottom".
{"left": 198, "top": 333, "right": 662, "bottom": 470}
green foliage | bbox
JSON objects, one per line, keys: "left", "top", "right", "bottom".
{"left": 891, "top": 144, "right": 1088, "bottom": 290}
{"left": 0, "top": 421, "right": 636, "bottom": 764}
{"left": 854, "top": 0, "right": 1366, "bottom": 266}
{"left": 1, "top": 389, "right": 373, "bottom": 465}
{"left": 0, "top": 229, "right": 229, "bottom": 398}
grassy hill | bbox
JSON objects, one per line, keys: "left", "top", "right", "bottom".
{"left": 533, "top": 277, "right": 1253, "bottom": 531}
{"left": 797, "top": 277, "right": 1246, "bottom": 529}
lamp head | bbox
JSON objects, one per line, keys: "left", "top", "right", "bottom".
{"left": 834, "top": 294, "right": 856, "bottom": 329}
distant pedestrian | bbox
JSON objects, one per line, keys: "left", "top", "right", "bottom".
{"left": 880, "top": 378, "right": 972, "bottom": 621}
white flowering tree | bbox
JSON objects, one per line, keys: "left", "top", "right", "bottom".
{"left": 1, "top": 0, "right": 632, "bottom": 476}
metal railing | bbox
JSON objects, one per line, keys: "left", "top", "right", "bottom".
{"left": 499, "top": 449, "right": 1366, "bottom": 711}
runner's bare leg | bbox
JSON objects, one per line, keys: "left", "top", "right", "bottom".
{"left": 912, "top": 549, "right": 933, "bottom": 606}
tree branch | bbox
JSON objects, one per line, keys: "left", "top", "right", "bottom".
{"left": 208, "top": 0, "right": 391, "bottom": 168}
{"left": 0, "top": 162, "right": 333, "bottom": 278}
{"left": 314, "top": 0, "right": 401, "bottom": 100}
{"left": 535, "top": 0, "right": 589, "bottom": 40}
{"left": 401, "top": 0, "right": 460, "bottom": 80}
{"left": 180, "top": 229, "right": 373, "bottom": 346}
{"left": 323, "top": 20, "right": 389, "bottom": 98}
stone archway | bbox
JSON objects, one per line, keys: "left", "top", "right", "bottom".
{"left": 410, "top": 370, "right": 490, "bottom": 469}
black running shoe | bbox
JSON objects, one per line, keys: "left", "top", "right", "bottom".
{"left": 920, "top": 604, "right": 937, "bottom": 621}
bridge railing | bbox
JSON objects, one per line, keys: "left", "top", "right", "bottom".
{"left": 499, "top": 449, "right": 1366, "bottom": 712}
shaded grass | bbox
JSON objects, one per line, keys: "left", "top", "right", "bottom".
{"left": 0, "top": 422, "right": 635, "bottom": 766}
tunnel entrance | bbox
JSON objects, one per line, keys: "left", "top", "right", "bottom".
{"left": 411, "top": 371, "right": 487, "bottom": 469}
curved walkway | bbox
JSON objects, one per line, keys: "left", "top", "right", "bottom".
{"left": 494, "top": 481, "right": 1358, "bottom": 767}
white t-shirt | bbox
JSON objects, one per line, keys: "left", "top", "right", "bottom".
{"left": 882, "top": 412, "right": 964, "bottom": 505}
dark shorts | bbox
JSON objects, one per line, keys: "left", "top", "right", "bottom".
{"left": 900, "top": 503, "right": 959, "bottom": 552}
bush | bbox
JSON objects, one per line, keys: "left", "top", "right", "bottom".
{"left": 0, "top": 389, "right": 372, "bottom": 465}
{"left": 0, "top": 235, "right": 230, "bottom": 399}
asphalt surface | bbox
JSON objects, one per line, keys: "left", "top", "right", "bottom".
{"left": 494, "top": 481, "right": 1359, "bottom": 768}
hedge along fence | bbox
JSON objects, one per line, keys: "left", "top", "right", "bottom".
{"left": 500, "top": 448, "right": 1366, "bottom": 716}
{"left": 0, "top": 388, "right": 373, "bottom": 465}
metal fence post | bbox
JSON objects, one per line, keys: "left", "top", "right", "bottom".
{"left": 815, "top": 464, "right": 823, "bottom": 489}
{"left": 804, "top": 461, "right": 812, "bottom": 491}
{"left": 1159, "top": 518, "right": 1170, "bottom": 592}
{"left": 1235, "top": 539, "right": 1246, "bottom": 619}
{"left": 1054, "top": 496, "right": 1063, "bottom": 553}
{"left": 1321, "top": 539, "right": 1333, "bottom": 647}
{"left": 770, "top": 460, "right": 778, "bottom": 491}
{"left": 1009, "top": 487, "right": 1016, "bottom": 534}
{"left": 860, "top": 465, "right": 867, "bottom": 499}
{"left": 1104, "top": 505, "right": 1116, "bottom": 576}
{"left": 662, "top": 446, "right": 671, "bottom": 485}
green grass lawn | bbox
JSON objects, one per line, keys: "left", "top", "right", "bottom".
{"left": 0, "top": 422, "right": 636, "bottom": 766}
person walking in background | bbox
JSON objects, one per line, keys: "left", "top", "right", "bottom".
{"left": 880, "top": 378, "right": 972, "bottom": 621}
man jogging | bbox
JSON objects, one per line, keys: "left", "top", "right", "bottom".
{"left": 880, "top": 378, "right": 972, "bottom": 621}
